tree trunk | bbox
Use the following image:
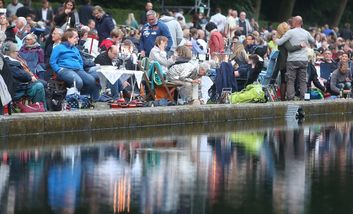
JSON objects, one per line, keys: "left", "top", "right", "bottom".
{"left": 277, "top": 0, "right": 297, "bottom": 22}
{"left": 331, "top": 0, "right": 347, "bottom": 27}
{"left": 253, "top": 0, "right": 262, "bottom": 20}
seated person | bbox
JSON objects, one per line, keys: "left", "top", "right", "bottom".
{"left": 99, "top": 28, "right": 124, "bottom": 52}
{"left": 94, "top": 45, "right": 128, "bottom": 100}
{"left": 2, "top": 41, "right": 46, "bottom": 108}
{"left": 50, "top": 28, "right": 100, "bottom": 101}
{"left": 19, "top": 33, "right": 45, "bottom": 80}
{"left": 119, "top": 39, "right": 138, "bottom": 70}
{"left": 83, "top": 29, "right": 100, "bottom": 58}
{"left": 319, "top": 50, "right": 338, "bottom": 80}
{"left": 167, "top": 46, "right": 210, "bottom": 103}
{"left": 329, "top": 53, "right": 351, "bottom": 96}
{"left": 149, "top": 35, "right": 174, "bottom": 73}
{"left": 307, "top": 49, "right": 326, "bottom": 93}
{"left": 233, "top": 54, "right": 263, "bottom": 91}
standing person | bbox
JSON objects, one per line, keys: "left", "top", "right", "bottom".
{"left": 54, "top": 0, "right": 80, "bottom": 30}
{"left": 79, "top": 0, "right": 93, "bottom": 26}
{"left": 125, "top": 13, "right": 138, "bottom": 29}
{"left": 275, "top": 16, "right": 315, "bottom": 100}
{"left": 139, "top": 10, "right": 172, "bottom": 57}
{"left": 6, "top": 0, "right": 23, "bottom": 17}
{"left": 50, "top": 28, "right": 99, "bottom": 100}
{"left": 139, "top": 1, "right": 153, "bottom": 25}
{"left": 236, "top": 11, "right": 252, "bottom": 36}
{"left": 159, "top": 11, "right": 183, "bottom": 56}
{"left": 205, "top": 22, "right": 224, "bottom": 55}
{"left": 16, "top": 0, "right": 33, "bottom": 18}
{"left": 224, "top": 9, "right": 238, "bottom": 39}
{"left": 272, "top": 22, "right": 302, "bottom": 101}
{"left": 210, "top": 8, "right": 227, "bottom": 35}
{"left": 92, "top": 6, "right": 115, "bottom": 44}
{"left": 35, "top": 0, "right": 54, "bottom": 27}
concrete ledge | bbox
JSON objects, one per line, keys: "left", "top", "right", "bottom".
{"left": 1, "top": 99, "right": 353, "bottom": 137}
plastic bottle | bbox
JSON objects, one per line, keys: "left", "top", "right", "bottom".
{"left": 339, "top": 89, "right": 343, "bottom": 98}
{"left": 304, "top": 87, "right": 311, "bottom": 101}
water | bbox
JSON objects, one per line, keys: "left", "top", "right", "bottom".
{"left": 1, "top": 119, "right": 353, "bottom": 214}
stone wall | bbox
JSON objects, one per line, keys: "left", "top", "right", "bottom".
{"left": 1, "top": 99, "right": 353, "bottom": 137}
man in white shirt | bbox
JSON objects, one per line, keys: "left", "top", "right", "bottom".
{"left": 210, "top": 8, "right": 227, "bottom": 34}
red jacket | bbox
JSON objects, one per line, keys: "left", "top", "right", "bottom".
{"left": 208, "top": 31, "right": 224, "bottom": 55}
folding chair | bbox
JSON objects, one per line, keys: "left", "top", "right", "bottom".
{"left": 147, "top": 61, "right": 179, "bottom": 101}
{"left": 257, "top": 50, "right": 280, "bottom": 102}
{"left": 319, "top": 62, "right": 336, "bottom": 81}
{"left": 258, "top": 50, "right": 279, "bottom": 86}
{"left": 139, "top": 57, "right": 155, "bottom": 101}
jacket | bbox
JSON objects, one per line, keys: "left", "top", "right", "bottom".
{"left": 159, "top": 16, "right": 183, "bottom": 52}
{"left": 208, "top": 30, "right": 224, "bottom": 55}
{"left": 167, "top": 61, "right": 198, "bottom": 82}
{"left": 4, "top": 56, "right": 32, "bottom": 92}
{"left": 95, "top": 14, "right": 115, "bottom": 44}
{"left": 19, "top": 44, "right": 45, "bottom": 74}
{"left": 139, "top": 21, "right": 172, "bottom": 56}
{"left": 149, "top": 46, "right": 174, "bottom": 73}
{"left": 50, "top": 42, "right": 83, "bottom": 73}
{"left": 216, "top": 62, "right": 238, "bottom": 95}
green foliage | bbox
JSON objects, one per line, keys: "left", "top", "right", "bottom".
{"left": 30, "top": 0, "right": 353, "bottom": 28}
{"left": 105, "top": 8, "right": 141, "bottom": 25}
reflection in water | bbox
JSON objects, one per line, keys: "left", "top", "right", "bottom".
{"left": 0, "top": 122, "right": 353, "bottom": 213}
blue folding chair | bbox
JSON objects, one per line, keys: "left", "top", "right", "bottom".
{"left": 258, "top": 50, "right": 279, "bottom": 86}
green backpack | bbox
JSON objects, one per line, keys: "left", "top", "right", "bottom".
{"left": 230, "top": 84, "right": 266, "bottom": 104}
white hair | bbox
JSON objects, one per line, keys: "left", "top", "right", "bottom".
{"left": 17, "top": 17, "right": 27, "bottom": 26}
{"left": 199, "top": 62, "right": 210, "bottom": 71}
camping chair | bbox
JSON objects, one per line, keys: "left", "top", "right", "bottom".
{"left": 147, "top": 61, "right": 179, "bottom": 102}
{"left": 257, "top": 50, "right": 280, "bottom": 101}
{"left": 139, "top": 57, "right": 155, "bottom": 101}
{"left": 257, "top": 50, "right": 279, "bottom": 86}
{"left": 319, "top": 62, "right": 335, "bottom": 81}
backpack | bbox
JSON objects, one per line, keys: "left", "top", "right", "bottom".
{"left": 45, "top": 79, "right": 67, "bottom": 111}
{"left": 230, "top": 83, "right": 266, "bottom": 104}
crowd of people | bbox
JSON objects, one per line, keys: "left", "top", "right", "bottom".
{"left": 1, "top": 0, "right": 353, "bottom": 114}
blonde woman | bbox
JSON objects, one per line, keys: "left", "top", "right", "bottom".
{"left": 125, "top": 13, "right": 138, "bottom": 29}
{"left": 231, "top": 41, "right": 248, "bottom": 66}
{"left": 273, "top": 22, "right": 303, "bottom": 100}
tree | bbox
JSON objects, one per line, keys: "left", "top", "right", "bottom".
{"left": 331, "top": 0, "right": 348, "bottom": 27}
{"left": 277, "top": 0, "right": 296, "bottom": 22}
{"left": 253, "top": 0, "right": 262, "bottom": 20}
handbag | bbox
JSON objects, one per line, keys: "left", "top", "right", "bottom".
{"left": 17, "top": 102, "right": 45, "bottom": 113}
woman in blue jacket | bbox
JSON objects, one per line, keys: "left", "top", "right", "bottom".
{"left": 50, "top": 28, "right": 99, "bottom": 100}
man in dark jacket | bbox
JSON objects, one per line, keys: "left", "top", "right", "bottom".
{"left": 79, "top": 0, "right": 94, "bottom": 25}
{"left": 93, "top": 6, "right": 115, "bottom": 44}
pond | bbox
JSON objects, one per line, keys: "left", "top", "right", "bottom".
{"left": 0, "top": 118, "right": 353, "bottom": 214}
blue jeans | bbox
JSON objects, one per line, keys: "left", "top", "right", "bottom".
{"left": 57, "top": 68, "right": 100, "bottom": 101}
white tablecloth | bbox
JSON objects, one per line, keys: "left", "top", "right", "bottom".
{"left": 97, "top": 66, "right": 144, "bottom": 88}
